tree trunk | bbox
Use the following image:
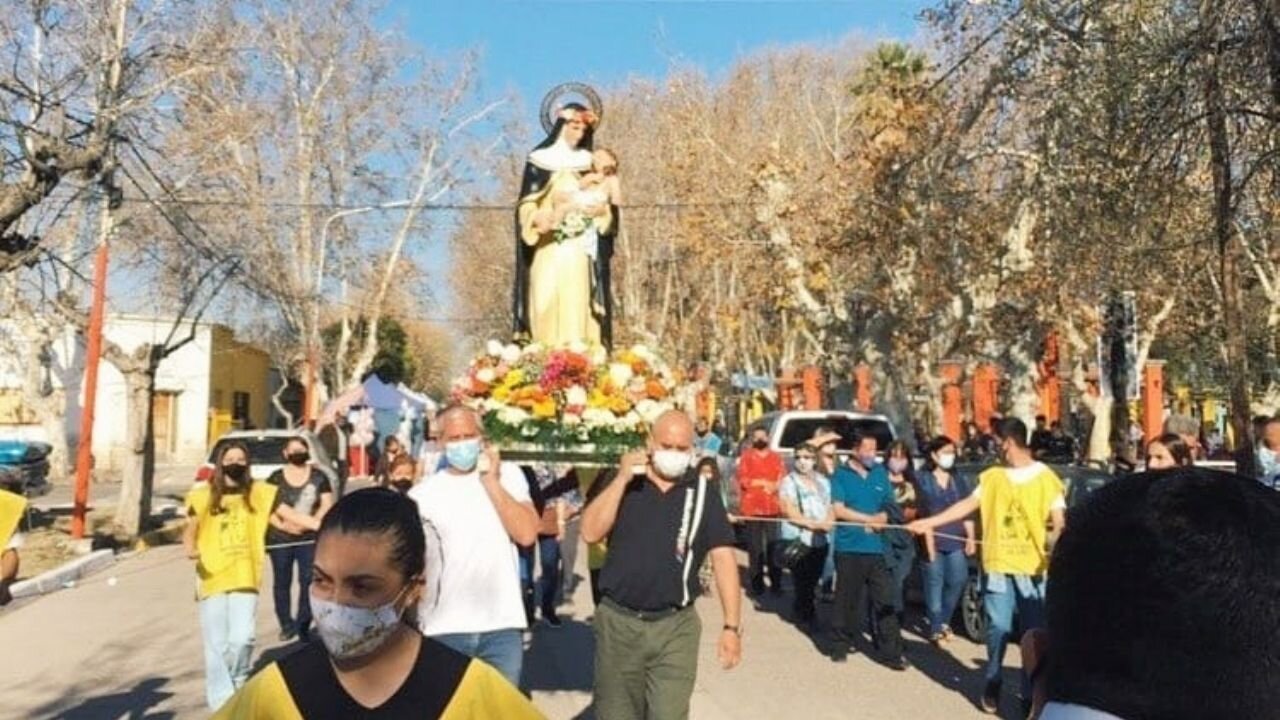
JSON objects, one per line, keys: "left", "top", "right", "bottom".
{"left": 1084, "top": 393, "right": 1113, "bottom": 464}
{"left": 114, "top": 364, "right": 156, "bottom": 538}
{"left": 862, "top": 322, "right": 915, "bottom": 444}
{"left": 1202, "top": 4, "right": 1256, "bottom": 474}
{"left": 1004, "top": 339, "right": 1042, "bottom": 430}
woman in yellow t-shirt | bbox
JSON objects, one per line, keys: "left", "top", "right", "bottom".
{"left": 214, "top": 488, "right": 544, "bottom": 720}
{"left": 183, "top": 442, "right": 277, "bottom": 711}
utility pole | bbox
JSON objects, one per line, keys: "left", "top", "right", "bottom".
{"left": 72, "top": 235, "right": 109, "bottom": 539}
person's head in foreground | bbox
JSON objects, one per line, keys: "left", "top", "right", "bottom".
{"left": 213, "top": 488, "right": 543, "bottom": 718}
{"left": 1025, "top": 468, "right": 1280, "bottom": 720}
{"left": 310, "top": 487, "right": 426, "bottom": 661}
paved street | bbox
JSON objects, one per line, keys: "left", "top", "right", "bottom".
{"left": 0, "top": 542, "right": 1025, "bottom": 719}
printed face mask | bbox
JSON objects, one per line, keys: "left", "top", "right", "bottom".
{"left": 445, "top": 439, "right": 482, "bottom": 472}
{"left": 310, "top": 586, "right": 410, "bottom": 660}
{"left": 653, "top": 450, "right": 693, "bottom": 480}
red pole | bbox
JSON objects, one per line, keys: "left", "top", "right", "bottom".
{"left": 72, "top": 243, "right": 109, "bottom": 539}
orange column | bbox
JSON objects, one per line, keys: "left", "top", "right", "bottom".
{"left": 801, "top": 366, "right": 823, "bottom": 410}
{"left": 940, "top": 361, "right": 964, "bottom": 442}
{"left": 777, "top": 369, "right": 797, "bottom": 411}
{"left": 1143, "top": 361, "right": 1165, "bottom": 444}
{"left": 973, "top": 364, "right": 1000, "bottom": 433}
{"left": 854, "top": 364, "right": 873, "bottom": 411}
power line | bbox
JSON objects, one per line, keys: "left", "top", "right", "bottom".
{"left": 110, "top": 197, "right": 740, "bottom": 211}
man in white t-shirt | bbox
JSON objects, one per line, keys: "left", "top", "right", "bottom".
{"left": 408, "top": 405, "right": 540, "bottom": 687}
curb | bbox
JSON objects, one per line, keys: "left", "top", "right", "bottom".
{"left": 10, "top": 549, "right": 115, "bottom": 600}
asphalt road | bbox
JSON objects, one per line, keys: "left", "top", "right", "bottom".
{"left": 0, "top": 542, "right": 1027, "bottom": 720}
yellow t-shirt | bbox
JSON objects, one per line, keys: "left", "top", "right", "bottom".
{"left": 977, "top": 463, "right": 1065, "bottom": 576}
{"left": 213, "top": 635, "right": 545, "bottom": 720}
{"left": 0, "top": 489, "right": 27, "bottom": 550}
{"left": 186, "top": 482, "right": 277, "bottom": 599}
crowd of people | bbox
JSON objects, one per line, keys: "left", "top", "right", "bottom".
{"left": 162, "top": 398, "right": 1280, "bottom": 720}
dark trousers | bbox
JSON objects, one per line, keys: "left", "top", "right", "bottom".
{"left": 790, "top": 544, "right": 828, "bottom": 622}
{"left": 746, "top": 521, "right": 781, "bottom": 592}
{"left": 519, "top": 545, "right": 536, "bottom": 624}
{"left": 537, "top": 535, "right": 562, "bottom": 618}
{"left": 590, "top": 569, "right": 603, "bottom": 606}
{"left": 268, "top": 543, "right": 315, "bottom": 634}
{"left": 833, "top": 552, "right": 903, "bottom": 658}
{"left": 594, "top": 601, "right": 701, "bottom": 720}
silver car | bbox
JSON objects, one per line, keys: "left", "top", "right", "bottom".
{"left": 196, "top": 430, "right": 342, "bottom": 495}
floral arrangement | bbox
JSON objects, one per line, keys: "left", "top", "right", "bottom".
{"left": 452, "top": 340, "right": 678, "bottom": 450}
{"left": 554, "top": 211, "right": 591, "bottom": 243}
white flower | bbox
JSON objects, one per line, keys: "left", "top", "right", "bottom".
{"left": 631, "top": 345, "right": 655, "bottom": 362}
{"left": 590, "top": 345, "right": 608, "bottom": 365}
{"left": 635, "top": 399, "right": 663, "bottom": 424}
{"left": 562, "top": 412, "right": 582, "bottom": 427}
{"left": 502, "top": 344, "right": 522, "bottom": 364}
{"left": 476, "top": 368, "right": 496, "bottom": 384}
{"left": 480, "top": 398, "right": 503, "bottom": 413}
{"left": 583, "top": 408, "right": 614, "bottom": 428}
{"left": 497, "top": 406, "right": 531, "bottom": 426}
{"left": 568, "top": 340, "right": 589, "bottom": 355}
{"left": 486, "top": 339, "right": 504, "bottom": 357}
{"left": 609, "top": 363, "right": 633, "bottom": 386}
{"left": 566, "top": 385, "right": 588, "bottom": 407}
{"left": 522, "top": 342, "right": 544, "bottom": 356}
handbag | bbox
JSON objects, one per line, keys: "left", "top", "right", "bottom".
{"left": 780, "top": 476, "right": 816, "bottom": 569}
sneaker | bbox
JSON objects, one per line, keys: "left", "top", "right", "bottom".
{"left": 981, "top": 680, "right": 1002, "bottom": 714}
{"left": 887, "top": 655, "right": 911, "bottom": 672}
{"left": 278, "top": 625, "right": 297, "bottom": 642}
{"left": 941, "top": 624, "right": 955, "bottom": 641}
{"left": 928, "top": 632, "right": 947, "bottom": 647}
{"left": 544, "top": 613, "right": 563, "bottom": 628}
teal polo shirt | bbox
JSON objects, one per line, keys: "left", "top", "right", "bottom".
{"left": 830, "top": 462, "right": 893, "bottom": 554}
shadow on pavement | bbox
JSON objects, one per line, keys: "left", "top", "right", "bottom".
{"left": 908, "top": 640, "right": 1027, "bottom": 719}
{"left": 32, "top": 677, "right": 176, "bottom": 720}
{"left": 522, "top": 614, "right": 595, "bottom": 694}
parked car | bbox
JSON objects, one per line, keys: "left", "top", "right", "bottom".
{"left": 911, "top": 461, "right": 1115, "bottom": 641}
{"left": 0, "top": 439, "right": 52, "bottom": 497}
{"left": 197, "top": 430, "right": 342, "bottom": 496}
{"left": 721, "top": 410, "right": 898, "bottom": 543}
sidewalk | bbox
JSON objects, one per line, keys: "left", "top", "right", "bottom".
{"left": 0, "top": 543, "right": 1022, "bottom": 719}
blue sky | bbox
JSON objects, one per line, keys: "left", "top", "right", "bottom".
{"left": 393, "top": 1, "right": 930, "bottom": 119}
{"left": 377, "top": 1, "right": 930, "bottom": 319}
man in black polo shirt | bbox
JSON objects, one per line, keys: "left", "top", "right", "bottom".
{"left": 582, "top": 410, "right": 743, "bottom": 720}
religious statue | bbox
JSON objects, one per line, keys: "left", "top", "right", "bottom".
{"left": 512, "top": 84, "right": 621, "bottom": 349}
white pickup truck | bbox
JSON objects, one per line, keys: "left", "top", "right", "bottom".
{"left": 721, "top": 410, "right": 898, "bottom": 515}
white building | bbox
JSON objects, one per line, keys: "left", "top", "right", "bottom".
{"left": 0, "top": 315, "right": 274, "bottom": 471}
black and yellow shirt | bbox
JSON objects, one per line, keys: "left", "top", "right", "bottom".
{"left": 212, "top": 636, "right": 544, "bottom": 719}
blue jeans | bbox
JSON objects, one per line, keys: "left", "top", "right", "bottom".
{"left": 433, "top": 628, "right": 524, "bottom": 687}
{"left": 199, "top": 591, "right": 258, "bottom": 710}
{"left": 268, "top": 543, "right": 315, "bottom": 634}
{"left": 537, "top": 535, "right": 562, "bottom": 617}
{"left": 925, "top": 549, "right": 969, "bottom": 636}
{"left": 983, "top": 573, "right": 1047, "bottom": 691}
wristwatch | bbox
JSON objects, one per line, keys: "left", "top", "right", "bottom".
{"left": 723, "top": 623, "right": 742, "bottom": 637}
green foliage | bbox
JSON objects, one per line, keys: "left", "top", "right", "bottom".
{"left": 321, "top": 317, "right": 417, "bottom": 387}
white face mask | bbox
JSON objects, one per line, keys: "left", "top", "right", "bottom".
{"left": 652, "top": 450, "right": 693, "bottom": 480}
{"left": 794, "top": 457, "right": 816, "bottom": 474}
{"left": 937, "top": 453, "right": 956, "bottom": 470}
{"left": 311, "top": 587, "right": 410, "bottom": 660}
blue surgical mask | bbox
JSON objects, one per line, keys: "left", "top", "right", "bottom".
{"left": 1260, "top": 447, "right": 1278, "bottom": 477}
{"left": 445, "top": 438, "right": 482, "bottom": 472}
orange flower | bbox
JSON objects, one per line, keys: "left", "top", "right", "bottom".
{"left": 646, "top": 379, "right": 667, "bottom": 400}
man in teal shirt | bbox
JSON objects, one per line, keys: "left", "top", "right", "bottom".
{"left": 829, "top": 433, "right": 907, "bottom": 670}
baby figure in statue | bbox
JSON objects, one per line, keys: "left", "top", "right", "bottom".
{"left": 537, "top": 149, "right": 622, "bottom": 259}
